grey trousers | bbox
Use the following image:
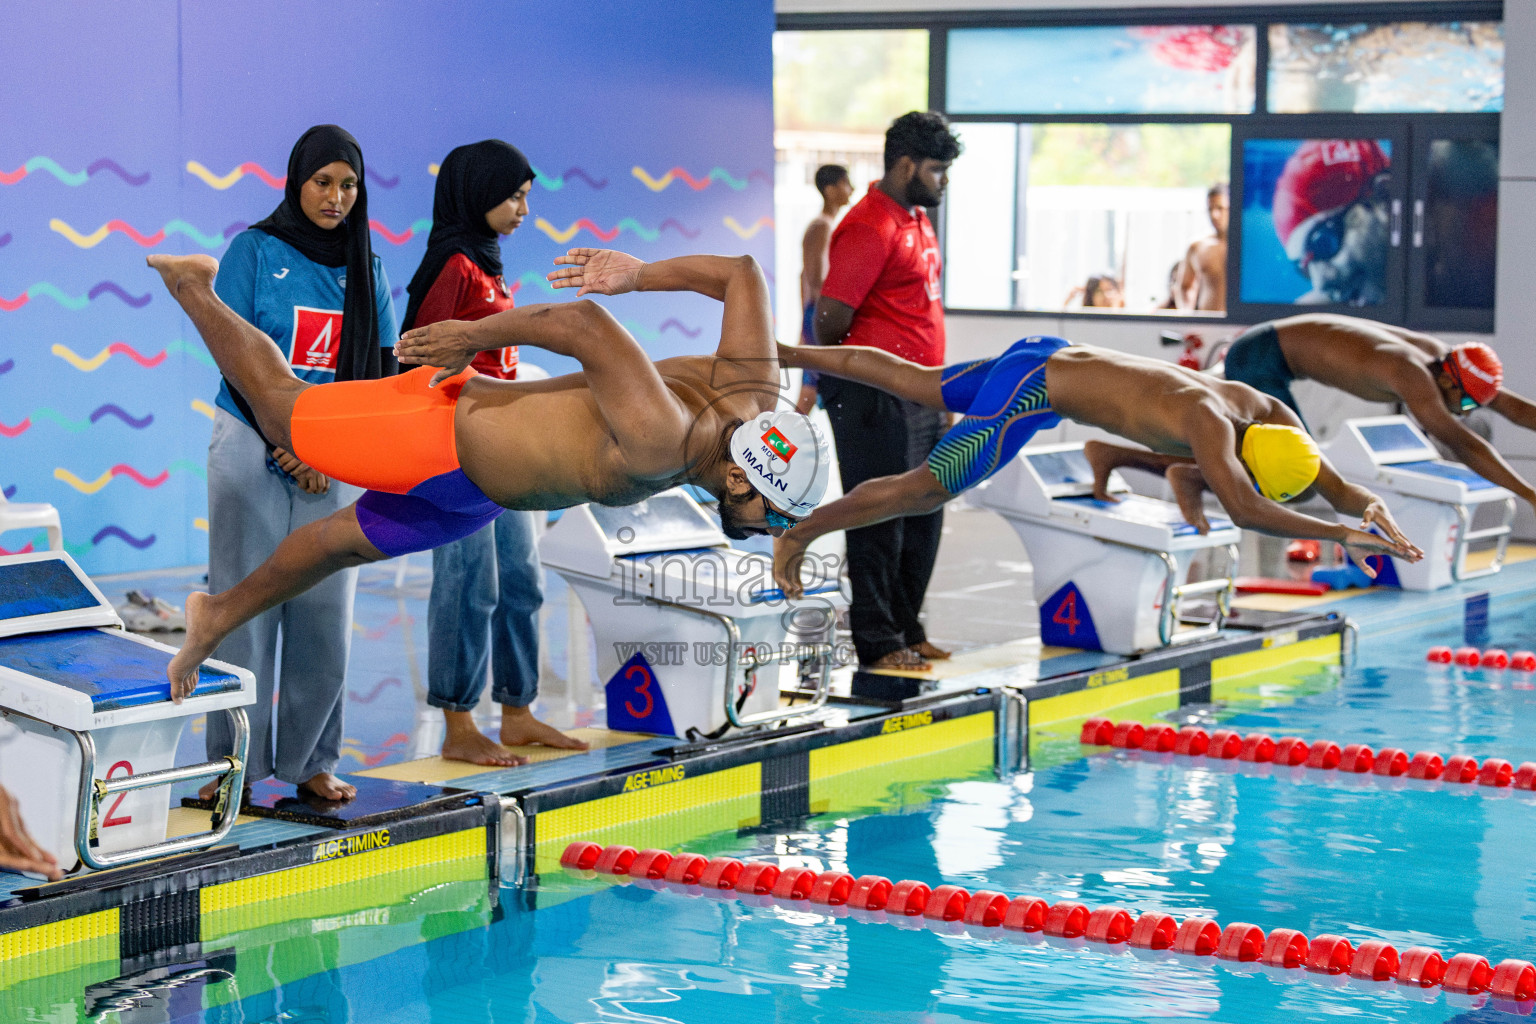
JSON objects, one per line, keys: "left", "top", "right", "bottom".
{"left": 204, "top": 408, "right": 361, "bottom": 785}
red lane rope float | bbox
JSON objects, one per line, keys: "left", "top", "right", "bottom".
{"left": 1081, "top": 718, "right": 1536, "bottom": 791}
{"left": 563, "top": 841, "right": 1536, "bottom": 1007}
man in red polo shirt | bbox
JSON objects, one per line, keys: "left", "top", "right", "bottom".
{"left": 812, "top": 111, "right": 962, "bottom": 670}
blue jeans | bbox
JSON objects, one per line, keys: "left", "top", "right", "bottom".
{"left": 426, "top": 510, "right": 543, "bottom": 710}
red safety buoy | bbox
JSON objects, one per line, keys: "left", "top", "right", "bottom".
{"left": 1407, "top": 751, "right": 1445, "bottom": 780}
{"left": 1444, "top": 754, "right": 1480, "bottom": 783}
{"left": 1140, "top": 725, "right": 1178, "bottom": 753}
{"left": 1513, "top": 763, "right": 1536, "bottom": 790}
{"left": 888, "top": 879, "right": 932, "bottom": 916}
{"left": 1304, "top": 740, "right": 1343, "bottom": 770}
{"left": 1272, "top": 737, "right": 1310, "bottom": 766}
{"left": 1426, "top": 646, "right": 1454, "bottom": 664}
{"left": 698, "top": 857, "right": 744, "bottom": 890}
{"left": 1478, "top": 758, "right": 1514, "bottom": 787}
{"left": 1112, "top": 721, "right": 1146, "bottom": 749}
{"left": 1239, "top": 734, "right": 1277, "bottom": 763}
{"left": 1492, "top": 960, "right": 1536, "bottom": 1001}
{"left": 1261, "top": 928, "right": 1310, "bottom": 968}
{"left": 1483, "top": 648, "right": 1510, "bottom": 669}
{"left": 1207, "top": 730, "right": 1243, "bottom": 759}
{"left": 847, "top": 874, "right": 892, "bottom": 911}
{"left": 1080, "top": 718, "right": 1115, "bottom": 745}
{"left": 1128, "top": 912, "right": 1178, "bottom": 950}
{"left": 1174, "top": 727, "right": 1211, "bottom": 756}
{"left": 1444, "top": 952, "right": 1494, "bottom": 994}
{"left": 593, "top": 844, "right": 638, "bottom": 875}
{"left": 664, "top": 853, "right": 709, "bottom": 885}
{"left": 1454, "top": 647, "right": 1482, "bottom": 667}
{"left": 1043, "top": 901, "right": 1089, "bottom": 938}
{"left": 1512, "top": 651, "right": 1536, "bottom": 672}
{"left": 1216, "top": 922, "right": 1266, "bottom": 962}
{"left": 627, "top": 848, "right": 675, "bottom": 879}
{"left": 923, "top": 885, "right": 971, "bottom": 922}
{"left": 1085, "top": 906, "right": 1134, "bottom": 944}
{"left": 560, "top": 842, "right": 602, "bottom": 871}
{"left": 1339, "top": 743, "right": 1375, "bottom": 773}
{"left": 1350, "top": 940, "right": 1400, "bottom": 981}
{"left": 809, "top": 871, "right": 857, "bottom": 906}
{"left": 770, "top": 867, "right": 817, "bottom": 900}
{"left": 1172, "top": 918, "right": 1221, "bottom": 956}
{"left": 962, "top": 890, "right": 1011, "bottom": 928}
{"left": 1306, "top": 934, "right": 1354, "bottom": 974}
{"left": 733, "top": 861, "right": 781, "bottom": 895}
{"left": 1398, "top": 947, "right": 1448, "bottom": 987}
{"left": 1002, "top": 896, "right": 1049, "bottom": 932}
{"left": 1370, "top": 748, "right": 1409, "bottom": 777}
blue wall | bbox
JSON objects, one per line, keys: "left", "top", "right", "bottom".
{"left": 0, "top": 0, "right": 774, "bottom": 573}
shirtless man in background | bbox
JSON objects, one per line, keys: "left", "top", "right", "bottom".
{"left": 795, "top": 164, "right": 853, "bottom": 414}
{"left": 1222, "top": 313, "right": 1536, "bottom": 507}
{"left": 772, "top": 335, "right": 1421, "bottom": 596}
{"left": 1178, "top": 182, "right": 1229, "bottom": 311}
{"left": 146, "top": 248, "right": 831, "bottom": 698}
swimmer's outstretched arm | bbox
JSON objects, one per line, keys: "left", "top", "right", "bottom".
{"left": 776, "top": 342, "right": 946, "bottom": 409}
{"left": 773, "top": 467, "right": 953, "bottom": 597}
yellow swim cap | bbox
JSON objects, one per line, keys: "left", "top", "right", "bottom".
{"left": 1240, "top": 424, "right": 1320, "bottom": 502}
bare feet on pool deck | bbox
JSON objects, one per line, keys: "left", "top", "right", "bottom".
{"left": 147, "top": 253, "right": 219, "bottom": 298}
{"left": 441, "top": 712, "right": 530, "bottom": 766}
{"left": 910, "top": 640, "right": 952, "bottom": 661}
{"left": 299, "top": 772, "right": 356, "bottom": 802}
{"left": 499, "top": 706, "right": 590, "bottom": 750}
{"left": 167, "top": 591, "right": 217, "bottom": 703}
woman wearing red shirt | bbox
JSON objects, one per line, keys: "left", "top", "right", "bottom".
{"left": 401, "top": 140, "right": 588, "bottom": 764}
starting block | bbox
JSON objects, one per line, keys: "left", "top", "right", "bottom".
{"left": 540, "top": 488, "right": 843, "bottom": 740}
{"left": 0, "top": 552, "right": 253, "bottom": 873}
{"left": 972, "top": 444, "right": 1240, "bottom": 655}
{"left": 1323, "top": 416, "right": 1514, "bottom": 590}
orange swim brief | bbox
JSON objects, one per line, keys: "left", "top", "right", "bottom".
{"left": 291, "top": 365, "right": 476, "bottom": 494}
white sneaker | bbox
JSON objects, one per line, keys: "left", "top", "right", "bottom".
{"left": 118, "top": 590, "right": 187, "bottom": 631}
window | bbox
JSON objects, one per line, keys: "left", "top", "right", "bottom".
{"left": 773, "top": 29, "right": 928, "bottom": 339}
{"left": 1267, "top": 22, "right": 1503, "bottom": 113}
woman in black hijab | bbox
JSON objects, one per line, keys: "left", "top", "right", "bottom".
{"left": 203, "top": 124, "right": 400, "bottom": 805}
{"left": 404, "top": 140, "right": 588, "bottom": 765}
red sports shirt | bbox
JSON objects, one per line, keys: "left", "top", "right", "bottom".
{"left": 412, "top": 253, "right": 519, "bottom": 379}
{"left": 819, "top": 185, "right": 945, "bottom": 366}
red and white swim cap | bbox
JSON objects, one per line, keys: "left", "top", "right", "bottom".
{"left": 1445, "top": 343, "right": 1503, "bottom": 406}
{"left": 1272, "top": 139, "right": 1390, "bottom": 249}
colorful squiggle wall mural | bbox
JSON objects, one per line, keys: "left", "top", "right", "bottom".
{"left": 0, "top": 1, "right": 773, "bottom": 571}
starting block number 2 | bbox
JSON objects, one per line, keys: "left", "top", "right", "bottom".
{"left": 102, "top": 760, "right": 133, "bottom": 827}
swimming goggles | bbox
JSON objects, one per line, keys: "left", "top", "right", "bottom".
{"left": 1299, "top": 206, "right": 1349, "bottom": 269}
{"left": 1443, "top": 357, "right": 1482, "bottom": 413}
{"left": 761, "top": 494, "right": 799, "bottom": 531}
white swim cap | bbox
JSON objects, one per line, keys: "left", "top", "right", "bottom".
{"left": 729, "top": 411, "right": 831, "bottom": 516}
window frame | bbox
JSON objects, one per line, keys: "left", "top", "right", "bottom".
{"left": 777, "top": 1, "right": 1504, "bottom": 329}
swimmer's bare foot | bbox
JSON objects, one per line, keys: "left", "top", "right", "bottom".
{"left": 499, "top": 706, "right": 590, "bottom": 750}
{"left": 147, "top": 253, "right": 219, "bottom": 299}
{"left": 909, "top": 640, "right": 952, "bottom": 661}
{"left": 196, "top": 778, "right": 251, "bottom": 806}
{"left": 1168, "top": 464, "right": 1211, "bottom": 535}
{"left": 441, "top": 711, "right": 529, "bottom": 766}
{"left": 1083, "top": 439, "right": 1124, "bottom": 503}
{"left": 866, "top": 648, "right": 932, "bottom": 672}
{"left": 166, "top": 591, "right": 217, "bottom": 703}
{"left": 299, "top": 772, "right": 356, "bottom": 802}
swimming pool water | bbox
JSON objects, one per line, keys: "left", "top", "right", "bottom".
{"left": 20, "top": 592, "right": 1536, "bottom": 1023}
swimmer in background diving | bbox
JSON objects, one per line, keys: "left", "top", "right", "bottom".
{"left": 770, "top": 336, "right": 1422, "bottom": 597}
{"left": 1221, "top": 314, "right": 1536, "bottom": 511}
{"left": 147, "top": 247, "right": 831, "bottom": 699}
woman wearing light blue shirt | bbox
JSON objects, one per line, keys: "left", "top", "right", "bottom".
{"left": 201, "top": 125, "right": 397, "bottom": 804}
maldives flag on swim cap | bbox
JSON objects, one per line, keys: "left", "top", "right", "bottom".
{"left": 1272, "top": 139, "right": 1390, "bottom": 247}
{"left": 762, "top": 427, "right": 797, "bottom": 463}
